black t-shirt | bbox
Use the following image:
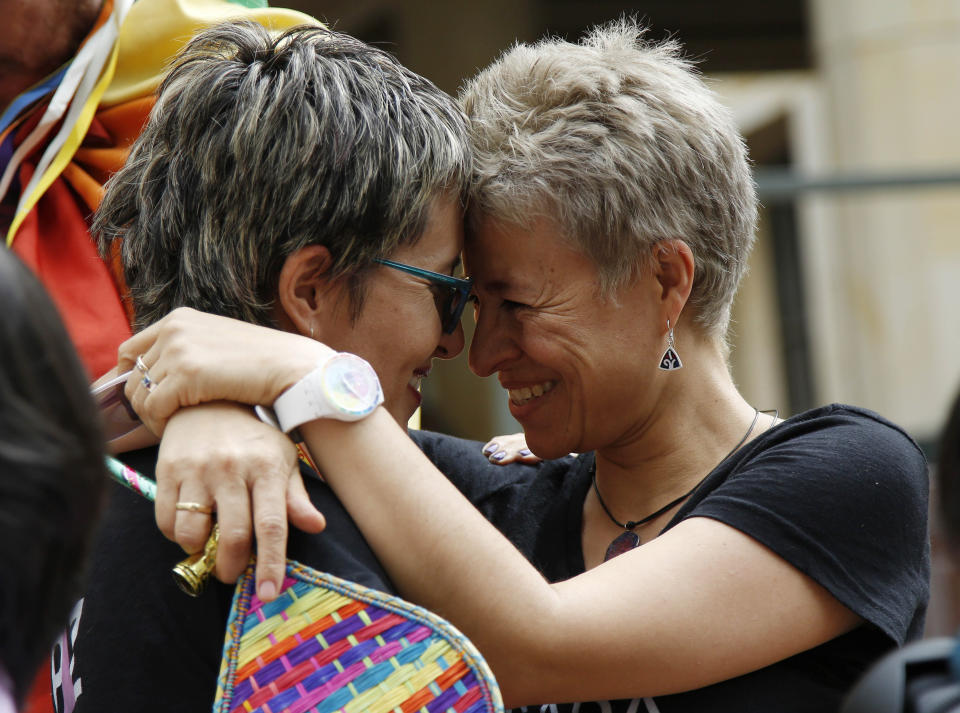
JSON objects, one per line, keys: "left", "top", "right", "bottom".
{"left": 56, "top": 449, "right": 395, "bottom": 713}
{"left": 413, "top": 404, "right": 930, "bottom": 713}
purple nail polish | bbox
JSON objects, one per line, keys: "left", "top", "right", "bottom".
{"left": 483, "top": 443, "right": 498, "bottom": 455}
{"left": 492, "top": 451, "right": 506, "bottom": 460}
{"left": 519, "top": 448, "right": 531, "bottom": 456}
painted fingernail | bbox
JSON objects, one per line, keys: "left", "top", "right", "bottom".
{"left": 492, "top": 451, "right": 506, "bottom": 460}
{"left": 519, "top": 449, "right": 532, "bottom": 456}
{"left": 258, "top": 580, "right": 277, "bottom": 601}
{"left": 483, "top": 443, "right": 499, "bottom": 455}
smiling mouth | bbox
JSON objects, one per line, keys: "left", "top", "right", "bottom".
{"left": 507, "top": 380, "right": 556, "bottom": 406}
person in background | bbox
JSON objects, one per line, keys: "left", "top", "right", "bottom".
{"left": 121, "top": 19, "right": 930, "bottom": 713}
{"left": 0, "top": 248, "right": 106, "bottom": 712}
{"left": 0, "top": 0, "right": 317, "bottom": 379}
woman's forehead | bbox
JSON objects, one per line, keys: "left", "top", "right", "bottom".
{"left": 392, "top": 196, "right": 464, "bottom": 271}
{"left": 464, "top": 216, "right": 584, "bottom": 277}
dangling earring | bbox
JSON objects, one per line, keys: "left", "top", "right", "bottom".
{"left": 658, "top": 318, "right": 683, "bottom": 371}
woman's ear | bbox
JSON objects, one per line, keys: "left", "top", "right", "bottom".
{"left": 276, "top": 245, "right": 339, "bottom": 336}
{"left": 653, "top": 239, "right": 695, "bottom": 325}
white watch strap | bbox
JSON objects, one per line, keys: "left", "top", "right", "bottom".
{"left": 273, "top": 353, "right": 383, "bottom": 432}
{"left": 274, "top": 364, "right": 331, "bottom": 433}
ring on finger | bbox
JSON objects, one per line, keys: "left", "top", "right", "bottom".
{"left": 135, "top": 355, "right": 158, "bottom": 392}
{"left": 175, "top": 501, "right": 214, "bottom": 515}
{"left": 141, "top": 371, "right": 158, "bottom": 392}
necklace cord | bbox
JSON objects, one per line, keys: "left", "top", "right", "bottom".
{"left": 593, "top": 407, "right": 762, "bottom": 531}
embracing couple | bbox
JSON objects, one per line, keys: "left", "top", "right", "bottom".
{"left": 69, "top": 18, "right": 927, "bottom": 713}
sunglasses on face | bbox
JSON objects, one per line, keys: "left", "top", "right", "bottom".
{"left": 374, "top": 258, "right": 473, "bottom": 334}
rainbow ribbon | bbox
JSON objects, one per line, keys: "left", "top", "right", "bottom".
{"left": 104, "top": 454, "right": 157, "bottom": 501}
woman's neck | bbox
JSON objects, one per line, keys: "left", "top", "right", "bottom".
{"left": 590, "top": 342, "right": 763, "bottom": 535}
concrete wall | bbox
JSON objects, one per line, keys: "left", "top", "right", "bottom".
{"left": 806, "top": 0, "right": 960, "bottom": 438}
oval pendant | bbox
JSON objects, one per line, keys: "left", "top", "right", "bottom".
{"left": 604, "top": 531, "right": 641, "bottom": 562}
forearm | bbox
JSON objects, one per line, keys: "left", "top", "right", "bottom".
{"left": 299, "top": 409, "right": 566, "bottom": 704}
{"left": 302, "top": 410, "right": 866, "bottom": 705}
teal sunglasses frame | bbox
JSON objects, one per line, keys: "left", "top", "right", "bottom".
{"left": 374, "top": 258, "right": 474, "bottom": 333}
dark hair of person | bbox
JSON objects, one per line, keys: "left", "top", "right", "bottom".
{"left": 0, "top": 249, "right": 106, "bottom": 702}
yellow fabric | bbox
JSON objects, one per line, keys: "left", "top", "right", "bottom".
{"left": 102, "top": 0, "right": 322, "bottom": 107}
{"left": 6, "top": 0, "right": 322, "bottom": 245}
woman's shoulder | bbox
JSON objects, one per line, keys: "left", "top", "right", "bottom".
{"left": 691, "top": 405, "right": 930, "bottom": 645}
{"left": 720, "top": 404, "right": 929, "bottom": 517}
{"left": 753, "top": 403, "right": 927, "bottom": 475}
{"left": 789, "top": 402, "right": 921, "bottom": 437}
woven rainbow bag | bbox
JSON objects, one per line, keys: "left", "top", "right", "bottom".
{"left": 214, "top": 561, "right": 502, "bottom": 713}
{"left": 105, "top": 456, "right": 503, "bottom": 713}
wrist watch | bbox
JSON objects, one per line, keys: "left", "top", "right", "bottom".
{"left": 267, "top": 352, "right": 384, "bottom": 433}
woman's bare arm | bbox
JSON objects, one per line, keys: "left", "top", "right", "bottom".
{"left": 298, "top": 412, "right": 861, "bottom": 705}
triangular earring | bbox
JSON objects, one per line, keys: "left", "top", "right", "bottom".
{"left": 658, "top": 318, "right": 683, "bottom": 371}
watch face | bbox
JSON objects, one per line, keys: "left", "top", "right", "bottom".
{"left": 322, "top": 353, "right": 383, "bottom": 417}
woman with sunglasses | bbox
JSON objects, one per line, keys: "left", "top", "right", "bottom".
{"left": 62, "top": 23, "right": 476, "bottom": 713}
{"left": 120, "top": 20, "right": 929, "bottom": 713}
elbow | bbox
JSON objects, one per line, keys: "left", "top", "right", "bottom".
{"left": 482, "top": 620, "right": 568, "bottom": 707}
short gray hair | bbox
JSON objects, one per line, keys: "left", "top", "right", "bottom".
{"left": 96, "top": 22, "right": 471, "bottom": 330}
{"left": 459, "top": 19, "right": 757, "bottom": 339}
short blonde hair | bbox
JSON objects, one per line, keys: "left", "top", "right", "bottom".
{"left": 460, "top": 19, "right": 757, "bottom": 339}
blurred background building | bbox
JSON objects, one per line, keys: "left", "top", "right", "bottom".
{"left": 282, "top": 0, "right": 960, "bottom": 632}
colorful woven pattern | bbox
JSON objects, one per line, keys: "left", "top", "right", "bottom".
{"left": 215, "top": 562, "right": 503, "bottom": 713}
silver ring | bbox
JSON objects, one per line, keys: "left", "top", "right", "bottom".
{"left": 135, "top": 355, "right": 157, "bottom": 392}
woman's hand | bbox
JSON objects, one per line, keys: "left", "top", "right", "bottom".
{"left": 481, "top": 433, "right": 576, "bottom": 465}
{"left": 119, "top": 307, "right": 330, "bottom": 435}
{"left": 482, "top": 433, "right": 542, "bottom": 464}
{"left": 155, "top": 401, "right": 326, "bottom": 600}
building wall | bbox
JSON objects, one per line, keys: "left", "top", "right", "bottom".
{"left": 807, "top": 0, "right": 960, "bottom": 438}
